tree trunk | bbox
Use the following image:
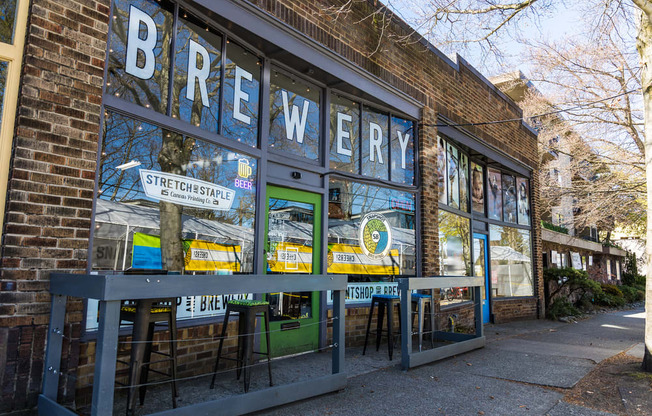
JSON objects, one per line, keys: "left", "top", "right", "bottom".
{"left": 635, "top": 5, "right": 652, "bottom": 372}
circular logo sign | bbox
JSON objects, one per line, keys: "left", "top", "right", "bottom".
{"left": 359, "top": 213, "right": 392, "bottom": 260}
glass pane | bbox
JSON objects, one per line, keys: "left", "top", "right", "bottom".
{"left": 330, "top": 94, "right": 359, "bottom": 173}
{"left": 267, "top": 198, "right": 314, "bottom": 320}
{"left": 459, "top": 153, "right": 468, "bottom": 212}
{"left": 502, "top": 174, "right": 517, "bottom": 223}
{"left": 328, "top": 179, "right": 416, "bottom": 278}
{"left": 489, "top": 225, "right": 533, "bottom": 297}
{"left": 473, "top": 237, "right": 486, "bottom": 302}
{"left": 436, "top": 136, "right": 447, "bottom": 204}
{"left": 0, "top": 0, "right": 17, "bottom": 44}
{"left": 438, "top": 210, "right": 470, "bottom": 276}
{"left": 0, "top": 61, "right": 7, "bottom": 132}
{"left": 269, "top": 70, "right": 320, "bottom": 160}
{"left": 361, "top": 106, "right": 389, "bottom": 180}
{"left": 447, "top": 143, "right": 459, "bottom": 209}
{"left": 487, "top": 169, "right": 502, "bottom": 220}
{"left": 107, "top": 0, "right": 173, "bottom": 113}
{"left": 390, "top": 116, "right": 415, "bottom": 185}
{"left": 439, "top": 286, "right": 472, "bottom": 307}
{"left": 222, "top": 41, "right": 260, "bottom": 147}
{"left": 172, "top": 11, "right": 222, "bottom": 132}
{"left": 94, "top": 112, "right": 257, "bottom": 274}
{"left": 517, "top": 177, "right": 530, "bottom": 225}
{"left": 471, "top": 162, "right": 484, "bottom": 214}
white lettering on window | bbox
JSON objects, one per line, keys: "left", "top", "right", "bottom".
{"left": 125, "top": 6, "right": 157, "bottom": 80}
{"left": 336, "top": 112, "right": 352, "bottom": 156}
{"left": 281, "top": 90, "right": 310, "bottom": 143}
{"left": 397, "top": 131, "right": 411, "bottom": 169}
{"left": 369, "top": 122, "right": 383, "bottom": 163}
{"left": 186, "top": 39, "right": 210, "bottom": 107}
{"left": 233, "top": 66, "right": 252, "bottom": 124}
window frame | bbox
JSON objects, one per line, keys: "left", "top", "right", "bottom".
{"left": 0, "top": 0, "right": 28, "bottom": 234}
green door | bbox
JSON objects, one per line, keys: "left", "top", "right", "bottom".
{"left": 264, "top": 185, "right": 321, "bottom": 357}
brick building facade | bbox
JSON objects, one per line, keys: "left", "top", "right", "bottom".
{"left": 0, "top": 0, "right": 541, "bottom": 413}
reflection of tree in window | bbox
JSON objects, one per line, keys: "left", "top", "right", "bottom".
{"left": 438, "top": 210, "right": 471, "bottom": 276}
{"left": 172, "top": 13, "right": 221, "bottom": 132}
{"left": 107, "top": 0, "right": 173, "bottom": 113}
{"left": 0, "top": 0, "right": 16, "bottom": 44}
{"left": 269, "top": 71, "right": 320, "bottom": 160}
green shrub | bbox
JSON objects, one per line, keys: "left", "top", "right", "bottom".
{"left": 620, "top": 285, "right": 645, "bottom": 303}
{"left": 595, "top": 283, "right": 626, "bottom": 307}
{"left": 547, "top": 297, "right": 580, "bottom": 320}
{"left": 542, "top": 221, "right": 569, "bottom": 234}
{"left": 544, "top": 267, "right": 602, "bottom": 310}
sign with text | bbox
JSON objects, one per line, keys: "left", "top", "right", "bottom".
{"left": 326, "top": 281, "right": 398, "bottom": 305}
{"left": 139, "top": 169, "right": 235, "bottom": 211}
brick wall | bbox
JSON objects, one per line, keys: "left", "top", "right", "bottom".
{"left": 492, "top": 298, "right": 538, "bottom": 323}
{"left": 0, "top": 0, "right": 541, "bottom": 412}
{"left": 0, "top": 0, "right": 109, "bottom": 411}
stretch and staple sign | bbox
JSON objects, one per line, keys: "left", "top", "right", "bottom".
{"left": 140, "top": 169, "right": 235, "bottom": 210}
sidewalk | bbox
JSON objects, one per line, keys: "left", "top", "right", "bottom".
{"left": 258, "top": 308, "right": 647, "bottom": 416}
{"left": 110, "top": 308, "right": 647, "bottom": 415}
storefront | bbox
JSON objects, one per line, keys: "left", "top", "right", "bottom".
{"left": 0, "top": 0, "right": 542, "bottom": 412}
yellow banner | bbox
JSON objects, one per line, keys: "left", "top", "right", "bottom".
{"left": 184, "top": 240, "right": 241, "bottom": 272}
{"left": 327, "top": 244, "right": 399, "bottom": 275}
{"left": 267, "top": 241, "right": 313, "bottom": 273}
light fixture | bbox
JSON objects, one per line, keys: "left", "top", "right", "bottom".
{"left": 115, "top": 160, "right": 142, "bottom": 170}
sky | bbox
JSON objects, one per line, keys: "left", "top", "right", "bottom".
{"left": 385, "top": 1, "right": 588, "bottom": 79}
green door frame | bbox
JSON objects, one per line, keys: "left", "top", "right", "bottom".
{"left": 264, "top": 185, "right": 322, "bottom": 356}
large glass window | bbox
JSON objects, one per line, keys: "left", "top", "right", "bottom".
{"left": 436, "top": 136, "right": 447, "bottom": 203}
{"left": 94, "top": 112, "right": 257, "bottom": 273}
{"left": 107, "top": 0, "right": 174, "bottom": 113}
{"left": 502, "top": 174, "right": 517, "bottom": 223}
{"left": 327, "top": 179, "right": 416, "bottom": 280}
{"left": 438, "top": 210, "right": 470, "bottom": 276}
{"left": 517, "top": 177, "right": 530, "bottom": 225}
{"left": 471, "top": 162, "right": 484, "bottom": 213}
{"left": 489, "top": 225, "right": 533, "bottom": 297}
{"left": 269, "top": 70, "right": 320, "bottom": 160}
{"left": 487, "top": 168, "right": 502, "bottom": 220}
{"left": 330, "top": 94, "right": 359, "bottom": 173}
{"left": 221, "top": 41, "right": 261, "bottom": 147}
{"left": 0, "top": 0, "right": 17, "bottom": 44}
{"left": 390, "top": 116, "right": 415, "bottom": 185}
{"left": 361, "top": 106, "right": 389, "bottom": 180}
{"left": 172, "top": 11, "right": 222, "bottom": 132}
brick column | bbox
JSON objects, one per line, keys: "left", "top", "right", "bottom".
{"left": 0, "top": 0, "right": 109, "bottom": 411}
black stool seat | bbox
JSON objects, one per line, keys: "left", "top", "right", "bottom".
{"left": 210, "top": 299, "right": 273, "bottom": 392}
{"left": 118, "top": 298, "right": 178, "bottom": 416}
{"left": 363, "top": 294, "right": 402, "bottom": 360}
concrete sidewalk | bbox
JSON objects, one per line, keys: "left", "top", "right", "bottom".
{"left": 257, "top": 308, "right": 646, "bottom": 416}
{"left": 109, "top": 308, "right": 647, "bottom": 415}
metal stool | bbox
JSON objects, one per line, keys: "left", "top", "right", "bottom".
{"left": 411, "top": 293, "right": 435, "bottom": 351}
{"left": 362, "top": 294, "right": 402, "bottom": 360}
{"left": 210, "top": 299, "right": 273, "bottom": 392}
{"left": 118, "top": 299, "right": 178, "bottom": 416}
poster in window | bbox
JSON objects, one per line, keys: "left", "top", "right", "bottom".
{"left": 459, "top": 153, "right": 468, "bottom": 212}
{"left": 447, "top": 143, "right": 459, "bottom": 209}
{"left": 487, "top": 169, "right": 502, "bottom": 220}
{"left": 436, "top": 136, "right": 447, "bottom": 204}
{"left": 471, "top": 162, "right": 484, "bottom": 213}
{"left": 517, "top": 177, "right": 530, "bottom": 226}
{"left": 502, "top": 174, "right": 516, "bottom": 223}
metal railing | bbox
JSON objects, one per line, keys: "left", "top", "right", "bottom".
{"left": 398, "top": 276, "right": 486, "bottom": 370}
{"left": 40, "top": 273, "right": 348, "bottom": 416}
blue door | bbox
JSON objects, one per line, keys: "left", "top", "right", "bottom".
{"left": 473, "top": 233, "right": 491, "bottom": 323}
